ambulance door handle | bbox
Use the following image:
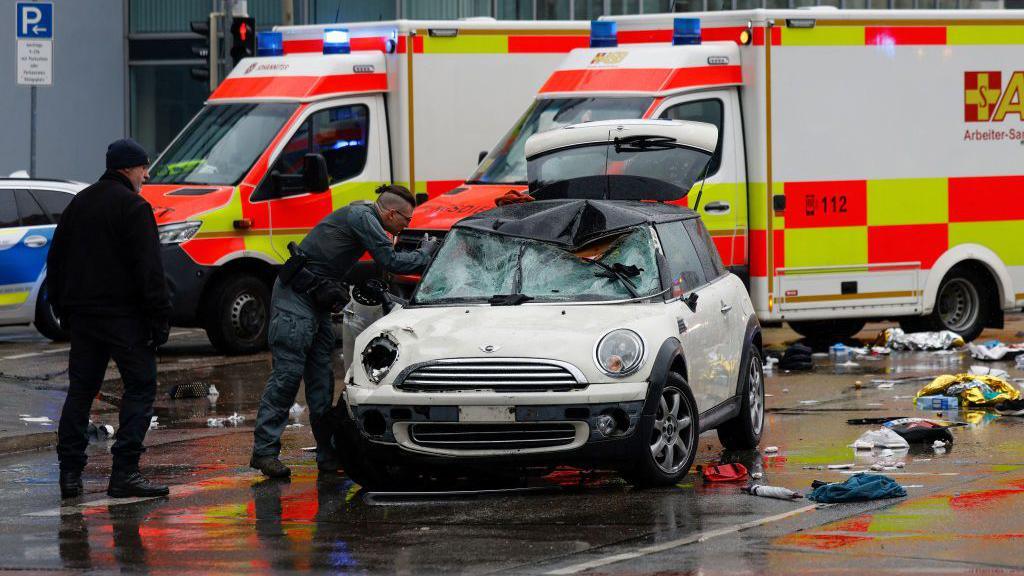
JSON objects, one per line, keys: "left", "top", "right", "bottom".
{"left": 23, "top": 235, "right": 47, "bottom": 248}
{"left": 704, "top": 201, "right": 730, "bottom": 214}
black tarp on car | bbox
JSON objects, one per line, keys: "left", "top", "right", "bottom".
{"left": 455, "top": 198, "right": 698, "bottom": 250}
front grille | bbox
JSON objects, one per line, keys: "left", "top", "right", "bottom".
{"left": 396, "top": 230, "right": 446, "bottom": 253}
{"left": 397, "top": 359, "right": 587, "bottom": 392}
{"left": 409, "top": 422, "right": 578, "bottom": 451}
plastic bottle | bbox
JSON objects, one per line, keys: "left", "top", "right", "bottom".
{"left": 829, "top": 344, "right": 849, "bottom": 364}
{"left": 745, "top": 484, "right": 803, "bottom": 500}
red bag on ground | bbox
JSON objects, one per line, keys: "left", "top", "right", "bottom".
{"left": 703, "top": 463, "right": 748, "bottom": 482}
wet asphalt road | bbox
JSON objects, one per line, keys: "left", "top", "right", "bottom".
{"left": 3, "top": 322, "right": 1024, "bottom": 573}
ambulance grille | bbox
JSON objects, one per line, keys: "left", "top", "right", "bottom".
{"left": 409, "top": 422, "right": 578, "bottom": 451}
{"left": 396, "top": 359, "right": 587, "bottom": 393}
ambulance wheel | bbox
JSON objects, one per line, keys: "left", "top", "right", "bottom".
{"left": 623, "top": 373, "right": 698, "bottom": 488}
{"left": 204, "top": 275, "right": 270, "bottom": 355}
{"left": 33, "top": 285, "right": 68, "bottom": 342}
{"left": 926, "top": 270, "right": 991, "bottom": 342}
{"left": 788, "top": 319, "right": 866, "bottom": 340}
{"left": 717, "top": 347, "right": 764, "bottom": 451}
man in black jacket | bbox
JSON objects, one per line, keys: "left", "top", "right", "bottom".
{"left": 48, "top": 138, "right": 173, "bottom": 499}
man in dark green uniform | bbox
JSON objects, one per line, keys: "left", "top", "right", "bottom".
{"left": 250, "top": 185, "right": 437, "bottom": 478}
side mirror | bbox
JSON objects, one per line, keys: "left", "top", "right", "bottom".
{"left": 303, "top": 153, "right": 330, "bottom": 193}
{"left": 684, "top": 292, "right": 699, "bottom": 313}
{"left": 478, "top": 150, "right": 488, "bottom": 164}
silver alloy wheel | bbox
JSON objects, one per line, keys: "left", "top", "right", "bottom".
{"left": 230, "top": 293, "right": 265, "bottom": 339}
{"left": 650, "top": 386, "right": 693, "bottom": 474}
{"left": 748, "top": 356, "right": 764, "bottom": 436}
{"left": 937, "top": 278, "right": 979, "bottom": 333}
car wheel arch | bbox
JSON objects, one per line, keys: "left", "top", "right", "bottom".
{"left": 643, "top": 337, "right": 688, "bottom": 416}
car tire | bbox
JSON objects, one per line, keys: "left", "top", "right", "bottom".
{"left": 717, "top": 346, "right": 765, "bottom": 450}
{"left": 919, "top": 271, "right": 991, "bottom": 343}
{"left": 33, "top": 285, "right": 68, "bottom": 342}
{"left": 203, "top": 274, "right": 270, "bottom": 355}
{"left": 788, "top": 319, "right": 866, "bottom": 341}
{"left": 623, "top": 373, "right": 699, "bottom": 488}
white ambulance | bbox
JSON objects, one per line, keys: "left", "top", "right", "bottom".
{"left": 142, "top": 18, "right": 589, "bottom": 353}
{"left": 404, "top": 10, "right": 1024, "bottom": 342}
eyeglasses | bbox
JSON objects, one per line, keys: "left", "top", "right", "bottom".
{"left": 391, "top": 209, "right": 413, "bottom": 224}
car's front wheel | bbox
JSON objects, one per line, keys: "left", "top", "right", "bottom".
{"left": 624, "top": 373, "right": 698, "bottom": 488}
{"left": 717, "top": 346, "right": 765, "bottom": 450}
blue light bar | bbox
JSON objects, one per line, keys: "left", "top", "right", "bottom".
{"left": 323, "top": 28, "right": 351, "bottom": 54}
{"left": 673, "top": 18, "right": 701, "bottom": 45}
{"left": 257, "top": 31, "right": 284, "bottom": 56}
{"left": 590, "top": 21, "right": 617, "bottom": 48}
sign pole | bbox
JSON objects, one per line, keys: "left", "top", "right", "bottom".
{"left": 30, "top": 85, "right": 36, "bottom": 177}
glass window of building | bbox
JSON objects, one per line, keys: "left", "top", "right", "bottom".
{"left": 537, "top": 0, "right": 572, "bottom": 18}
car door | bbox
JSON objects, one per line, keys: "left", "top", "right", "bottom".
{"left": 655, "top": 220, "right": 720, "bottom": 413}
{"left": 252, "top": 97, "right": 385, "bottom": 260}
{"left": 0, "top": 189, "right": 53, "bottom": 324}
{"left": 685, "top": 218, "right": 744, "bottom": 405}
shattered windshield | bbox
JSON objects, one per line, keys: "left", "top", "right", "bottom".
{"left": 414, "top": 227, "right": 662, "bottom": 305}
{"left": 467, "top": 97, "right": 653, "bottom": 185}
{"left": 149, "top": 103, "right": 298, "bottom": 185}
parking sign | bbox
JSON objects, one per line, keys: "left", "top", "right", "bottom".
{"left": 16, "top": 3, "right": 53, "bottom": 39}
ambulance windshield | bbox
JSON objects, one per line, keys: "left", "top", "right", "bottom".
{"left": 467, "top": 97, "right": 653, "bottom": 185}
{"left": 149, "top": 103, "right": 298, "bottom": 186}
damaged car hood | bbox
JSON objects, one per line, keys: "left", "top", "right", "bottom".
{"left": 352, "top": 303, "right": 677, "bottom": 386}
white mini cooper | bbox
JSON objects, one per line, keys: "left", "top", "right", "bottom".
{"left": 336, "top": 120, "right": 764, "bottom": 488}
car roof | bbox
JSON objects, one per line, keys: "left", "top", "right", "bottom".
{"left": 454, "top": 198, "right": 697, "bottom": 250}
{"left": 0, "top": 178, "right": 85, "bottom": 193}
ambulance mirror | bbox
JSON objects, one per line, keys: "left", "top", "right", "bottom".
{"left": 478, "top": 150, "right": 488, "bottom": 164}
{"left": 303, "top": 154, "right": 330, "bottom": 193}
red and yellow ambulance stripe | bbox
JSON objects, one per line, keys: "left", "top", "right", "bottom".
{"left": 283, "top": 29, "right": 591, "bottom": 56}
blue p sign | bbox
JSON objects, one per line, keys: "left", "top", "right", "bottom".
{"left": 17, "top": 3, "right": 53, "bottom": 39}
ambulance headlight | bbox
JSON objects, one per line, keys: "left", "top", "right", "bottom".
{"left": 595, "top": 329, "right": 644, "bottom": 377}
{"left": 362, "top": 334, "right": 399, "bottom": 383}
{"left": 323, "top": 28, "right": 351, "bottom": 54}
{"left": 158, "top": 221, "right": 202, "bottom": 245}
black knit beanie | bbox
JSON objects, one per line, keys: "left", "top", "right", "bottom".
{"left": 106, "top": 138, "right": 150, "bottom": 170}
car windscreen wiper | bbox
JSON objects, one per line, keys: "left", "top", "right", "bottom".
{"left": 585, "top": 259, "right": 642, "bottom": 299}
{"left": 613, "top": 135, "right": 677, "bottom": 153}
{"left": 488, "top": 293, "right": 534, "bottom": 306}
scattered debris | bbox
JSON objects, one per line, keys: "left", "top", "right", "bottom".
{"left": 764, "top": 446, "right": 779, "bottom": 454}
{"left": 207, "top": 412, "right": 246, "bottom": 427}
{"left": 827, "top": 463, "right": 854, "bottom": 470}
{"left": 703, "top": 463, "right": 748, "bottom": 482}
{"left": 995, "top": 398, "right": 1024, "bottom": 416}
{"left": 808, "top": 473, "right": 907, "bottom": 503}
{"left": 285, "top": 422, "right": 304, "bottom": 429}
{"left": 750, "top": 472, "right": 763, "bottom": 480}
{"left": 207, "top": 384, "right": 220, "bottom": 400}
{"left": 916, "top": 373, "right": 1021, "bottom": 406}
{"left": 149, "top": 416, "right": 159, "bottom": 430}
{"left": 877, "top": 382, "right": 895, "bottom": 390}
{"left": 799, "top": 400, "right": 820, "bottom": 405}
{"left": 851, "top": 428, "right": 910, "bottom": 450}
{"left": 883, "top": 417, "right": 957, "bottom": 444}
{"left": 779, "top": 344, "right": 813, "bottom": 371}
{"left": 875, "top": 328, "right": 965, "bottom": 351}
{"left": 967, "top": 341, "right": 1024, "bottom": 361}
{"left": 289, "top": 403, "right": 305, "bottom": 418}
{"left": 744, "top": 484, "right": 803, "bottom": 500}
{"left": 916, "top": 395, "right": 959, "bottom": 411}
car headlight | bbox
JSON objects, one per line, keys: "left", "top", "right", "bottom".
{"left": 158, "top": 221, "right": 202, "bottom": 245}
{"left": 595, "top": 329, "right": 645, "bottom": 377}
{"left": 362, "top": 334, "right": 399, "bottom": 383}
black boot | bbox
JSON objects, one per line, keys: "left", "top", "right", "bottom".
{"left": 107, "top": 471, "right": 169, "bottom": 498}
{"left": 250, "top": 455, "right": 291, "bottom": 478}
{"left": 60, "top": 469, "right": 84, "bottom": 499}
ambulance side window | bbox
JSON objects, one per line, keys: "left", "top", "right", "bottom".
{"left": 655, "top": 221, "right": 706, "bottom": 299}
{"left": 259, "top": 103, "right": 369, "bottom": 199}
{"left": 659, "top": 99, "right": 723, "bottom": 177}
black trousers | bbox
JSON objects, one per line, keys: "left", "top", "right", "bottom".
{"left": 57, "top": 315, "right": 157, "bottom": 474}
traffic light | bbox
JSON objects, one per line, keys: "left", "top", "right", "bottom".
{"left": 190, "top": 19, "right": 212, "bottom": 83}
{"left": 230, "top": 17, "right": 256, "bottom": 67}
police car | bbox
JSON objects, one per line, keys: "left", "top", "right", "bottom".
{"left": 0, "top": 175, "right": 85, "bottom": 340}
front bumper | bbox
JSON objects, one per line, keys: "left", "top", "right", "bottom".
{"left": 161, "top": 244, "right": 211, "bottom": 326}
{"left": 343, "top": 382, "right": 650, "bottom": 467}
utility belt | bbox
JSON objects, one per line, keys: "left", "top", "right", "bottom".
{"left": 279, "top": 242, "right": 350, "bottom": 313}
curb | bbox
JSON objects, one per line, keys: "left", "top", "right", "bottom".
{"left": 0, "top": 431, "right": 57, "bottom": 457}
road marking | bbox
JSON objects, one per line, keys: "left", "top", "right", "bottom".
{"left": 545, "top": 504, "right": 817, "bottom": 575}
{"left": 2, "top": 347, "right": 69, "bottom": 360}
{"left": 1, "top": 329, "right": 200, "bottom": 361}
